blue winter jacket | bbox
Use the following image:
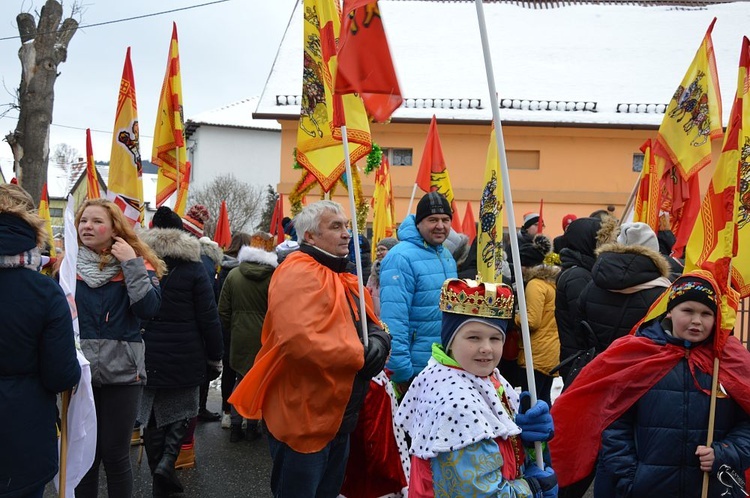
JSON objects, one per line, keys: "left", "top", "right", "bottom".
{"left": 595, "top": 319, "right": 750, "bottom": 498}
{"left": 379, "top": 215, "right": 456, "bottom": 382}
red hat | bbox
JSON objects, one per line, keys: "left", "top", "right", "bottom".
{"left": 562, "top": 214, "right": 577, "bottom": 231}
{"left": 183, "top": 204, "right": 210, "bottom": 238}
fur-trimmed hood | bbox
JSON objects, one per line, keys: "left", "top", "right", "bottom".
{"left": 591, "top": 242, "right": 671, "bottom": 291}
{"left": 198, "top": 236, "right": 223, "bottom": 265}
{"left": 237, "top": 245, "right": 278, "bottom": 268}
{"left": 596, "top": 242, "right": 671, "bottom": 278}
{"left": 141, "top": 228, "right": 201, "bottom": 262}
{"left": 522, "top": 264, "right": 560, "bottom": 284}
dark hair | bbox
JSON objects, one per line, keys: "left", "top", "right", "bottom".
{"left": 225, "top": 232, "right": 252, "bottom": 257}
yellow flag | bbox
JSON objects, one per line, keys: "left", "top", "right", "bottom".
{"left": 633, "top": 139, "right": 663, "bottom": 231}
{"left": 107, "top": 48, "right": 144, "bottom": 225}
{"left": 152, "top": 23, "right": 190, "bottom": 216}
{"left": 371, "top": 156, "right": 395, "bottom": 260}
{"left": 38, "top": 183, "right": 56, "bottom": 259}
{"left": 477, "top": 127, "right": 505, "bottom": 283}
{"left": 656, "top": 18, "right": 722, "bottom": 180}
{"left": 296, "top": 0, "right": 372, "bottom": 192}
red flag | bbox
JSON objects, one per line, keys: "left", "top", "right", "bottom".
{"left": 269, "top": 194, "right": 285, "bottom": 245}
{"left": 538, "top": 199, "right": 545, "bottom": 235}
{"left": 335, "top": 0, "right": 402, "bottom": 122}
{"left": 415, "top": 115, "right": 455, "bottom": 203}
{"left": 85, "top": 129, "right": 102, "bottom": 199}
{"left": 451, "top": 201, "right": 462, "bottom": 232}
{"left": 462, "top": 202, "right": 477, "bottom": 244}
{"left": 214, "top": 200, "right": 231, "bottom": 249}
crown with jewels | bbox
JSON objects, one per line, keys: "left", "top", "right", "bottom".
{"left": 439, "top": 278, "right": 514, "bottom": 319}
{"left": 249, "top": 232, "right": 275, "bottom": 252}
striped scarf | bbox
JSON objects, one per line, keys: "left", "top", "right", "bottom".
{"left": 0, "top": 247, "right": 42, "bottom": 271}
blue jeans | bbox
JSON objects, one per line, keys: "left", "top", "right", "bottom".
{"left": 267, "top": 430, "right": 350, "bottom": 498}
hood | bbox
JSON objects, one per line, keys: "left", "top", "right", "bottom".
{"left": 220, "top": 253, "right": 240, "bottom": 271}
{"left": 140, "top": 228, "right": 200, "bottom": 262}
{"left": 237, "top": 245, "right": 278, "bottom": 268}
{"left": 564, "top": 217, "right": 602, "bottom": 257}
{"left": 238, "top": 252, "right": 277, "bottom": 281}
{"left": 397, "top": 214, "right": 445, "bottom": 252}
{"left": 199, "top": 236, "right": 223, "bottom": 265}
{"left": 522, "top": 264, "right": 560, "bottom": 284}
{"left": 591, "top": 242, "right": 671, "bottom": 290}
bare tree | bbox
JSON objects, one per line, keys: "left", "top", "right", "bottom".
{"left": 4, "top": 0, "right": 78, "bottom": 204}
{"left": 189, "top": 174, "right": 265, "bottom": 238}
{"left": 52, "top": 142, "right": 80, "bottom": 171}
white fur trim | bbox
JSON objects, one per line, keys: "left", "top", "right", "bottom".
{"left": 237, "top": 245, "right": 279, "bottom": 267}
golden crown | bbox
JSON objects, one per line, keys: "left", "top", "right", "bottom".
{"left": 439, "top": 278, "right": 514, "bottom": 319}
{"left": 249, "top": 232, "right": 275, "bottom": 252}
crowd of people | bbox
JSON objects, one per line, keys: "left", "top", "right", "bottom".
{"left": 3, "top": 185, "right": 750, "bottom": 498}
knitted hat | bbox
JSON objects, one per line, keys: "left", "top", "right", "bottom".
{"left": 667, "top": 275, "right": 717, "bottom": 314}
{"left": 151, "top": 206, "right": 183, "bottom": 230}
{"left": 275, "top": 239, "right": 300, "bottom": 262}
{"left": 617, "top": 222, "right": 659, "bottom": 252}
{"left": 183, "top": 204, "right": 210, "bottom": 238}
{"left": 376, "top": 237, "right": 398, "bottom": 251}
{"left": 518, "top": 234, "right": 552, "bottom": 267}
{"left": 439, "top": 278, "right": 514, "bottom": 350}
{"left": 522, "top": 212, "right": 540, "bottom": 231}
{"left": 443, "top": 229, "right": 470, "bottom": 259}
{"left": 415, "top": 192, "right": 452, "bottom": 225}
{"left": 562, "top": 214, "right": 577, "bottom": 231}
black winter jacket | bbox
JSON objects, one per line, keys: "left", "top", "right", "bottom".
{"left": 140, "top": 228, "right": 223, "bottom": 389}
{"left": 578, "top": 243, "right": 672, "bottom": 353}
{"left": 596, "top": 319, "right": 750, "bottom": 498}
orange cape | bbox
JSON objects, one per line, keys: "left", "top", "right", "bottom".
{"left": 229, "top": 250, "right": 379, "bottom": 453}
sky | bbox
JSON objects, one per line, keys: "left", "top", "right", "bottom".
{"left": 0, "top": 0, "right": 297, "bottom": 179}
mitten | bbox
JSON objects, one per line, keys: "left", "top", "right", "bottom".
{"left": 525, "top": 464, "right": 558, "bottom": 498}
{"left": 515, "top": 392, "right": 554, "bottom": 443}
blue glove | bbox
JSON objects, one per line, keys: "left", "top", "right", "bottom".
{"left": 524, "top": 464, "right": 558, "bottom": 498}
{"left": 515, "top": 392, "right": 554, "bottom": 444}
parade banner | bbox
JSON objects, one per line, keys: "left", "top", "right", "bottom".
{"left": 633, "top": 138, "right": 662, "bottom": 231}
{"left": 462, "top": 202, "right": 477, "bottom": 244}
{"left": 477, "top": 127, "right": 505, "bottom": 283}
{"left": 85, "top": 129, "right": 102, "bottom": 199}
{"left": 371, "top": 156, "right": 396, "bottom": 259}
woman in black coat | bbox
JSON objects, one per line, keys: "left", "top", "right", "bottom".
{"left": 139, "top": 207, "right": 223, "bottom": 497}
{"left": 0, "top": 184, "right": 80, "bottom": 497}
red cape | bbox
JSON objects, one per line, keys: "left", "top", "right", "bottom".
{"left": 550, "top": 331, "right": 750, "bottom": 487}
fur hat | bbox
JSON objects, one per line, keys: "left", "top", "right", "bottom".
{"left": 562, "top": 214, "right": 577, "bottom": 231}
{"left": 443, "top": 229, "right": 469, "bottom": 260}
{"left": 275, "top": 239, "right": 300, "bottom": 263}
{"left": 376, "top": 237, "right": 398, "bottom": 251}
{"left": 183, "top": 204, "right": 210, "bottom": 238}
{"left": 439, "top": 278, "right": 514, "bottom": 350}
{"left": 151, "top": 206, "right": 183, "bottom": 230}
{"left": 667, "top": 275, "right": 717, "bottom": 314}
{"left": 522, "top": 212, "right": 540, "bottom": 231}
{"left": 415, "top": 192, "right": 452, "bottom": 225}
{"left": 617, "top": 222, "right": 659, "bottom": 252}
{"left": 518, "top": 234, "right": 552, "bottom": 267}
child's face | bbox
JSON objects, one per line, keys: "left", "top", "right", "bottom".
{"left": 449, "top": 321, "right": 505, "bottom": 377}
{"left": 667, "top": 301, "right": 715, "bottom": 343}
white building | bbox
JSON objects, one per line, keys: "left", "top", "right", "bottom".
{"left": 185, "top": 96, "right": 282, "bottom": 190}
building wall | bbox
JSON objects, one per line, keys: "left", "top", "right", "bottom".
{"left": 189, "top": 125, "right": 281, "bottom": 191}
{"left": 277, "top": 121, "right": 660, "bottom": 239}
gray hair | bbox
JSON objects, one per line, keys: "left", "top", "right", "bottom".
{"left": 294, "top": 200, "right": 346, "bottom": 240}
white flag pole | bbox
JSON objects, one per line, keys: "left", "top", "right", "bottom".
{"left": 474, "top": 0, "right": 544, "bottom": 469}
{"left": 406, "top": 183, "right": 419, "bottom": 217}
{"left": 341, "top": 125, "right": 369, "bottom": 350}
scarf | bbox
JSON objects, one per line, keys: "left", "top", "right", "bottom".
{"left": 77, "top": 245, "right": 122, "bottom": 288}
{"left": 0, "top": 247, "right": 42, "bottom": 271}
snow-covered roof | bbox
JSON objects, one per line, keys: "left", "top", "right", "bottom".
{"left": 257, "top": 0, "right": 750, "bottom": 127}
{"left": 185, "top": 97, "right": 281, "bottom": 137}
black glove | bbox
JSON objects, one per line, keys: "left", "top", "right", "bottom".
{"left": 206, "top": 360, "right": 222, "bottom": 381}
{"left": 360, "top": 334, "right": 389, "bottom": 379}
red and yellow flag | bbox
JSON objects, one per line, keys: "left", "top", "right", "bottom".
{"left": 335, "top": 0, "right": 402, "bottom": 122}
{"left": 370, "top": 155, "right": 396, "bottom": 260}
{"left": 269, "top": 194, "right": 286, "bottom": 245}
{"left": 415, "top": 115, "right": 455, "bottom": 203}
{"left": 462, "top": 202, "right": 477, "bottom": 244}
{"left": 152, "top": 23, "right": 190, "bottom": 216}
{"left": 656, "top": 18, "right": 722, "bottom": 180}
{"left": 477, "top": 127, "right": 505, "bottom": 283}
{"left": 655, "top": 148, "right": 701, "bottom": 259}
{"left": 633, "top": 139, "right": 663, "bottom": 231}
{"left": 38, "top": 183, "right": 56, "bottom": 259}
{"left": 85, "top": 129, "right": 102, "bottom": 199}
{"left": 296, "top": 0, "right": 372, "bottom": 192}
{"left": 107, "top": 47, "right": 144, "bottom": 226}
{"left": 214, "top": 200, "right": 232, "bottom": 250}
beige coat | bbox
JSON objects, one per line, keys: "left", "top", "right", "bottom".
{"left": 515, "top": 265, "right": 561, "bottom": 376}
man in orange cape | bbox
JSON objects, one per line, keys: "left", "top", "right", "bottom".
{"left": 229, "top": 200, "right": 390, "bottom": 498}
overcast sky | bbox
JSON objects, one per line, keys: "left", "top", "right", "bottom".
{"left": 0, "top": 0, "right": 297, "bottom": 176}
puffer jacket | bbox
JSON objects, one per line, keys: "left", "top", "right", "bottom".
{"left": 515, "top": 265, "right": 560, "bottom": 375}
{"left": 596, "top": 319, "right": 750, "bottom": 498}
{"left": 579, "top": 243, "right": 671, "bottom": 353}
{"left": 77, "top": 255, "right": 161, "bottom": 387}
{"left": 380, "top": 215, "right": 457, "bottom": 382}
{"left": 219, "top": 245, "right": 277, "bottom": 376}
{"left": 140, "top": 228, "right": 223, "bottom": 388}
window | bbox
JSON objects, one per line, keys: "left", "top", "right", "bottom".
{"left": 49, "top": 208, "right": 63, "bottom": 218}
{"left": 384, "top": 148, "right": 413, "bottom": 166}
{"left": 632, "top": 153, "right": 645, "bottom": 173}
{"left": 507, "top": 150, "right": 540, "bottom": 170}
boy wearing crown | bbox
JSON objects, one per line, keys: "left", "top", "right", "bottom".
{"left": 551, "top": 271, "right": 750, "bottom": 497}
{"left": 395, "top": 278, "right": 558, "bottom": 498}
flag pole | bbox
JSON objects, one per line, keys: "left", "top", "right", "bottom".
{"left": 620, "top": 175, "right": 641, "bottom": 226}
{"left": 341, "top": 125, "right": 369, "bottom": 350}
{"left": 59, "top": 389, "right": 71, "bottom": 498}
{"left": 406, "top": 183, "right": 419, "bottom": 218}
{"left": 701, "top": 357, "right": 720, "bottom": 498}
{"left": 474, "top": 0, "right": 543, "bottom": 469}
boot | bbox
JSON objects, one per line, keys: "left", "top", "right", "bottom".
{"left": 143, "top": 425, "right": 166, "bottom": 476}
{"left": 174, "top": 442, "right": 195, "bottom": 470}
{"left": 152, "top": 473, "right": 170, "bottom": 498}
{"left": 154, "top": 419, "right": 189, "bottom": 494}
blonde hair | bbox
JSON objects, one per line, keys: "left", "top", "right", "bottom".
{"left": 75, "top": 199, "right": 166, "bottom": 277}
{"left": 0, "top": 184, "right": 46, "bottom": 247}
